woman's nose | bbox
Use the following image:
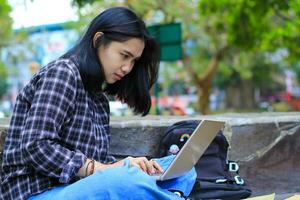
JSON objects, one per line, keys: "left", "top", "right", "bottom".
{"left": 121, "top": 61, "right": 134, "bottom": 74}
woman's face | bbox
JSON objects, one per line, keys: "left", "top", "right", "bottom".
{"left": 97, "top": 38, "right": 145, "bottom": 84}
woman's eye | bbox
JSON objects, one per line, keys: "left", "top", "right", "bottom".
{"left": 122, "top": 54, "right": 129, "bottom": 59}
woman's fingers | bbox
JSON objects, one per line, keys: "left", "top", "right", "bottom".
{"left": 144, "top": 159, "right": 155, "bottom": 174}
{"left": 127, "top": 157, "right": 163, "bottom": 175}
{"left": 152, "top": 160, "right": 164, "bottom": 173}
{"left": 139, "top": 157, "right": 155, "bottom": 175}
{"left": 137, "top": 159, "right": 148, "bottom": 173}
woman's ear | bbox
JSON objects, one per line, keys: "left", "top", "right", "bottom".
{"left": 93, "top": 32, "right": 104, "bottom": 48}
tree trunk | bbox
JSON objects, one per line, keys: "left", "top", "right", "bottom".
{"left": 225, "top": 80, "right": 256, "bottom": 110}
{"left": 185, "top": 48, "right": 226, "bottom": 114}
{"left": 225, "top": 85, "right": 241, "bottom": 109}
{"left": 196, "top": 80, "right": 212, "bottom": 114}
{"left": 240, "top": 79, "right": 256, "bottom": 109}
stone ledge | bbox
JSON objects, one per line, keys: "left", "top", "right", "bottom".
{"left": 0, "top": 112, "right": 300, "bottom": 196}
{"left": 108, "top": 113, "right": 300, "bottom": 161}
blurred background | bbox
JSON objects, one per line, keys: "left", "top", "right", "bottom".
{"left": 0, "top": 0, "right": 300, "bottom": 117}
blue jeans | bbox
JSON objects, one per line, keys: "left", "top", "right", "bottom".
{"left": 29, "top": 155, "right": 196, "bottom": 200}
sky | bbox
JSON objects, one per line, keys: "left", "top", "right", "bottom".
{"left": 8, "top": 0, "right": 78, "bottom": 29}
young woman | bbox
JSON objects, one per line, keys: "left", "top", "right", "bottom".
{"left": 0, "top": 7, "right": 196, "bottom": 200}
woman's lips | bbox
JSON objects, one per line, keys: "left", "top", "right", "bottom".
{"left": 114, "top": 73, "right": 123, "bottom": 80}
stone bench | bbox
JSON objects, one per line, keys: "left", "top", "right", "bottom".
{"left": 1, "top": 113, "right": 300, "bottom": 199}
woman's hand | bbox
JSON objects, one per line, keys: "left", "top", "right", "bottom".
{"left": 125, "top": 156, "right": 164, "bottom": 175}
{"left": 110, "top": 156, "right": 163, "bottom": 175}
{"left": 82, "top": 156, "right": 164, "bottom": 177}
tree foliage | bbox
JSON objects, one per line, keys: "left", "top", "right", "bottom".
{"left": 0, "top": 0, "right": 12, "bottom": 47}
{"left": 0, "top": 62, "right": 8, "bottom": 99}
{"left": 71, "top": 0, "right": 300, "bottom": 113}
{"left": 0, "top": 0, "right": 12, "bottom": 99}
{"left": 197, "top": 0, "right": 300, "bottom": 110}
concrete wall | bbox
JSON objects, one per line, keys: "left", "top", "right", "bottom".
{"left": 1, "top": 113, "right": 300, "bottom": 197}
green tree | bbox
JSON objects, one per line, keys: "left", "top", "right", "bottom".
{"left": 0, "top": 0, "right": 12, "bottom": 48}
{"left": 72, "top": 0, "right": 300, "bottom": 114}
{"left": 0, "top": 0, "right": 12, "bottom": 99}
{"left": 193, "top": 0, "right": 300, "bottom": 113}
{"left": 0, "top": 62, "right": 9, "bottom": 99}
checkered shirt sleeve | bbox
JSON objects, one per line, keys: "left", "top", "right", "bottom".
{"left": 20, "top": 63, "right": 86, "bottom": 183}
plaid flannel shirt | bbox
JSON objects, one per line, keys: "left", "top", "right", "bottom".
{"left": 0, "top": 57, "right": 115, "bottom": 200}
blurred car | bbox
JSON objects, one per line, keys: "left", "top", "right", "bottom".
{"left": 151, "top": 95, "right": 196, "bottom": 116}
{"left": 109, "top": 101, "right": 132, "bottom": 116}
{"left": 261, "top": 91, "right": 300, "bottom": 111}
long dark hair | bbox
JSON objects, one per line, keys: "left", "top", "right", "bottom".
{"left": 62, "top": 7, "right": 160, "bottom": 116}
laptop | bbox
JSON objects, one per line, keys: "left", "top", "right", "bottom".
{"left": 152, "top": 119, "right": 225, "bottom": 181}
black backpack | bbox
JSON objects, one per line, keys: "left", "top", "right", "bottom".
{"left": 159, "top": 120, "right": 252, "bottom": 200}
